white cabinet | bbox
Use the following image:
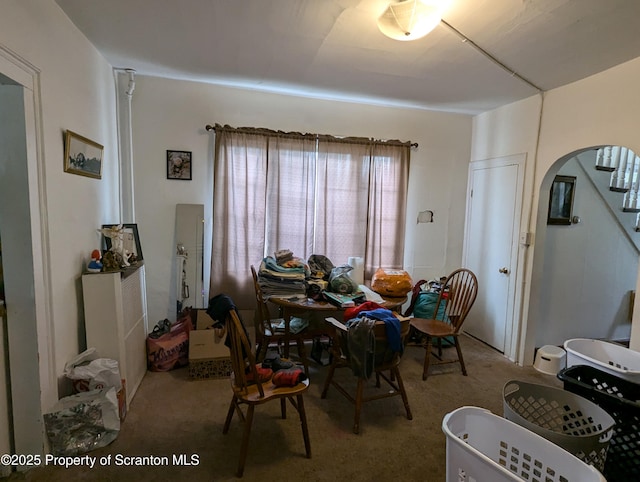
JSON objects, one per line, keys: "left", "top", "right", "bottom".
{"left": 82, "top": 264, "right": 148, "bottom": 406}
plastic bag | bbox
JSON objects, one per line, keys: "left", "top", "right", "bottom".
{"left": 307, "top": 254, "right": 335, "bottom": 280}
{"left": 371, "top": 268, "right": 412, "bottom": 297}
{"left": 64, "top": 347, "right": 122, "bottom": 393}
{"left": 44, "top": 388, "right": 120, "bottom": 456}
{"left": 329, "top": 265, "right": 360, "bottom": 294}
{"left": 413, "top": 291, "right": 447, "bottom": 321}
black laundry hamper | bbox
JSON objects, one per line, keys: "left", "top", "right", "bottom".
{"left": 558, "top": 364, "right": 640, "bottom": 481}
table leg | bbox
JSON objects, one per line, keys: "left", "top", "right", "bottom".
{"left": 278, "top": 306, "right": 292, "bottom": 359}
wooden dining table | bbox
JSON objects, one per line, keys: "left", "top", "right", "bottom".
{"left": 268, "top": 294, "right": 407, "bottom": 360}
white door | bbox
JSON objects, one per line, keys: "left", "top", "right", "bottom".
{"left": 463, "top": 155, "right": 525, "bottom": 357}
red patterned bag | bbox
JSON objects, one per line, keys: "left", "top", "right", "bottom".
{"left": 146, "top": 310, "right": 193, "bottom": 372}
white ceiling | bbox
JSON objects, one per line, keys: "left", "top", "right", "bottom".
{"left": 55, "top": 0, "right": 640, "bottom": 114}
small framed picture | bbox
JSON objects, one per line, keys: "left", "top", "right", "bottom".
{"left": 166, "top": 150, "right": 192, "bottom": 180}
{"left": 63, "top": 130, "right": 103, "bottom": 179}
{"left": 102, "top": 223, "right": 143, "bottom": 263}
{"left": 547, "top": 175, "right": 576, "bottom": 225}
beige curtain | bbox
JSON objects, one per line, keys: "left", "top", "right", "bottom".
{"left": 313, "top": 140, "right": 371, "bottom": 267}
{"left": 211, "top": 128, "right": 269, "bottom": 307}
{"left": 211, "top": 125, "right": 410, "bottom": 309}
{"left": 264, "top": 135, "right": 318, "bottom": 257}
{"left": 366, "top": 142, "right": 410, "bottom": 279}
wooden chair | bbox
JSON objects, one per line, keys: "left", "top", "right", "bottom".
{"left": 320, "top": 316, "right": 413, "bottom": 434}
{"left": 409, "top": 268, "right": 478, "bottom": 380}
{"left": 404, "top": 278, "right": 452, "bottom": 354}
{"left": 222, "top": 309, "right": 311, "bottom": 477}
{"left": 251, "top": 265, "right": 309, "bottom": 375}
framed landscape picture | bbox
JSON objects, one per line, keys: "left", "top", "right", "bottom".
{"left": 63, "top": 130, "right": 103, "bottom": 179}
{"left": 166, "top": 150, "right": 192, "bottom": 180}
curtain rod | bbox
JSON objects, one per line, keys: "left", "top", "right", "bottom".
{"left": 205, "top": 124, "right": 418, "bottom": 148}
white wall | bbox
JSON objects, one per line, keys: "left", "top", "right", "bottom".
{"left": 473, "top": 56, "right": 640, "bottom": 364}
{"left": 0, "top": 0, "right": 120, "bottom": 408}
{"left": 131, "top": 75, "right": 473, "bottom": 323}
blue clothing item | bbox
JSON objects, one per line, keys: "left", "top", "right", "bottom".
{"left": 355, "top": 308, "right": 402, "bottom": 353}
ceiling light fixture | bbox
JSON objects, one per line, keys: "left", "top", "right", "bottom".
{"left": 378, "top": 0, "right": 443, "bottom": 41}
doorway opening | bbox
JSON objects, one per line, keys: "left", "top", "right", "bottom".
{"left": 0, "top": 47, "right": 53, "bottom": 469}
{"left": 528, "top": 146, "right": 638, "bottom": 361}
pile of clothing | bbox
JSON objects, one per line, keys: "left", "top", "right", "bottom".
{"left": 257, "top": 250, "right": 310, "bottom": 298}
{"left": 257, "top": 251, "right": 366, "bottom": 300}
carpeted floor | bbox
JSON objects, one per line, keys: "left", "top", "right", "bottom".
{"left": 5, "top": 334, "right": 561, "bottom": 482}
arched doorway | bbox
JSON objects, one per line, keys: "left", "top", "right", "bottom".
{"left": 528, "top": 145, "right": 638, "bottom": 356}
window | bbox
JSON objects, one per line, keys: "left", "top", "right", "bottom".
{"left": 210, "top": 125, "right": 410, "bottom": 308}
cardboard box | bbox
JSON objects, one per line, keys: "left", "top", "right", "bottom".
{"left": 187, "top": 309, "right": 257, "bottom": 380}
{"left": 188, "top": 329, "right": 232, "bottom": 380}
{"left": 195, "top": 309, "right": 216, "bottom": 330}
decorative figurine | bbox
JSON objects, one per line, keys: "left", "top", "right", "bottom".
{"left": 87, "top": 249, "right": 103, "bottom": 273}
{"left": 98, "top": 224, "right": 130, "bottom": 267}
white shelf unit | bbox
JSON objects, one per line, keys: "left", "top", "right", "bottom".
{"left": 82, "top": 264, "right": 148, "bottom": 406}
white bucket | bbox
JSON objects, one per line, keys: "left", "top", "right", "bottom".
{"left": 533, "top": 345, "right": 566, "bottom": 375}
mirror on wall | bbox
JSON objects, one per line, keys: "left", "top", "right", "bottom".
{"left": 547, "top": 175, "right": 576, "bottom": 225}
{"left": 175, "top": 204, "right": 205, "bottom": 315}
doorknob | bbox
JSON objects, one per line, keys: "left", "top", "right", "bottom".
{"left": 499, "top": 267, "right": 509, "bottom": 274}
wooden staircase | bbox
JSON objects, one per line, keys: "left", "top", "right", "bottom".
{"left": 595, "top": 146, "right": 640, "bottom": 217}
{"left": 572, "top": 146, "right": 640, "bottom": 253}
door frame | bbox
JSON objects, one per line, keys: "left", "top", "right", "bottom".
{"left": 0, "top": 44, "right": 54, "bottom": 459}
{"left": 462, "top": 154, "right": 527, "bottom": 362}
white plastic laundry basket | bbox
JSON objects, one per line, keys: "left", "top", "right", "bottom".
{"left": 564, "top": 338, "right": 640, "bottom": 383}
{"left": 442, "top": 406, "right": 606, "bottom": 482}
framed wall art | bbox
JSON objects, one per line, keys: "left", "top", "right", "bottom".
{"left": 547, "top": 175, "right": 576, "bottom": 225}
{"left": 166, "top": 150, "right": 192, "bottom": 180}
{"left": 102, "top": 223, "right": 143, "bottom": 263}
{"left": 63, "top": 130, "right": 103, "bottom": 179}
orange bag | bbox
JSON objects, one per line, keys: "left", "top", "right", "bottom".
{"left": 370, "top": 268, "right": 412, "bottom": 297}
